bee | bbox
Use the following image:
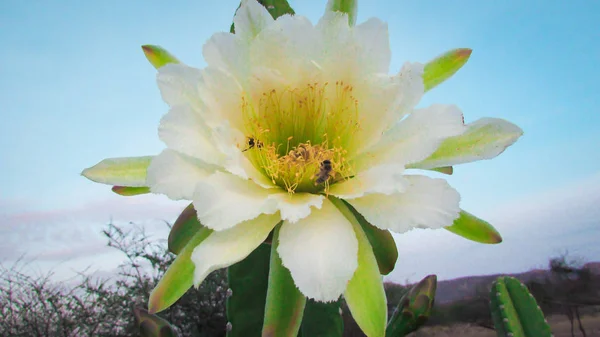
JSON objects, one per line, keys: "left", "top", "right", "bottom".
{"left": 242, "top": 137, "right": 263, "bottom": 152}
{"left": 315, "top": 159, "right": 333, "bottom": 184}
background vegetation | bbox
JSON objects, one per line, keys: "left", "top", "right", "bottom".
{"left": 1, "top": 223, "right": 599, "bottom": 337}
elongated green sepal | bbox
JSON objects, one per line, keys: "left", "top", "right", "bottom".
{"left": 332, "top": 198, "right": 387, "bottom": 337}
{"left": 326, "top": 0, "right": 358, "bottom": 26}
{"left": 423, "top": 48, "right": 472, "bottom": 92}
{"left": 490, "top": 276, "right": 552, "bottom": 337}
{"left": 300, "top": 299, "right": 343, "bottom": 337}
{"left": 230, "top": 0, "right": 295, "bottom": 33}
{"left": 341, "top": 200, "right": 398, "bottom": 275}
{"left": 82, "top": 156, "right": 152, "bottom": 187}
{"left": 445, "top": 210, "right": 502, "bottom": 244}
{"left": 410, "top": 118, "right": 523, "bottom": 170}
{"left": 262, "top": 224, "right": 306, "bottom": 337}
{"left": 386, "top": 275, "right": 437, "bottom": 337}
{"left": 112, "top": 186, "right": 151, "bottom": 196}
{"left": 148, "top": 227, "right": 212, "bottom": 314}
{"left": 134, "top": 307, "right": 178, "bottom": 337}
{"left": 168, "top": 203, "right": 204, "bottom": 255}
{"left": 227, "top": 244, "right": 271, "bottom": 337}
{"left": 142, "top": 45, "right": 180, "bottom": 70}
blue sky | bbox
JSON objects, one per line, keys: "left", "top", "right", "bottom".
{"left": 1, "top": 0, "right": 599, "bottom": 282}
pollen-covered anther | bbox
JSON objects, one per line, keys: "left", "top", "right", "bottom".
{"left": 252, "top": 142, "right": 352, "bottom": 194}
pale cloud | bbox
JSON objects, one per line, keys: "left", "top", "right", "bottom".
{"left": 0, "top": 195, "right": 187, "bottom": 263}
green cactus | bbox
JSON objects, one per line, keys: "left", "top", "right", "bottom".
{"left": 489, "top": 276, "right": 553, "bottom": 337}
{"left": 226, "top": 244, "right": 271, "bottom": 337}
{"left": 385, "top": 275, "right": 437, "bottom": 337}
{"left": 300, "top": 299, "right": 344, "bottom": 337}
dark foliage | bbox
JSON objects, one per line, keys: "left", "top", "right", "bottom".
{"left": 526, "top": 254, "right": 600, "bottom": 337}
{"left": 0, "top": 222, "right": 227, "bottom": 337}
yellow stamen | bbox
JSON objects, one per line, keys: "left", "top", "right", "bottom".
{"left": 240, "top": 81, "right": 360, "bottom": 193}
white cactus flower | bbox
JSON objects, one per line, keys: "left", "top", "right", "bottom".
{"left": 82, "top": 0, "right": 522, "bottom": 310}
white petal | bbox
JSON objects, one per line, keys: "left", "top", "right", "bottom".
{"left": 159, "top": 63, "right": 269, "bottom": 182}
{"left": 325, "top": 0, "right": 358, "bottom": 26}
{"left": 146, "top": 150, "right": 213, "bottom": 200}
{"left": 203, "top": 32, "right": 249, "bottom": 80}
{"left": 277, "top": 199, "right": 358, "bottom": 302}
{"left": 347, "top": 175, "right": 461, "bottom": 233}
{"left": 158, "top": 105, "right": 225, "bottom": 166}
{"left": 316, "top": 11, "right": 355, "bottom": 80}
{"left": 317, "top": 10, "right": 351, "bottom": 44}
{"left": 159, "top": 70, "right": 274, "bottom": 186}
{"left": 238, "top": 154, "right": 278, "bottom": 188}
{"left": 207, "top": 120, "right": 249, "bottom": 172}
{"left": 158, "top": 63, "right": 241, "bottom": 129}
{"left": 233, "top": 0, "right": 275, "bottom": 40}
{"left": 164, "top": 111, "right": 262, "bottom": 185}
{"left": 157, "top": 63, "right": 204, "bottom": 110}
{"left": 390, "top": 62, "right": 426, "bottom": 121}
{"left": 355, "top": 104, "right": 465, "bottom": 171}
{"left": 192, "top": 213, "right": 279, "bottom": 286}
{"left": 328, "top": 164, "right": 408, "bottom": 199}
{"left": 199, "top": 66, "right": 246, "bottom": 127}
{"left": 250, "top": 14, "right": 320, "bottom": 86}
{"left": 193, "top": 172, "right": 278, "bottom": 231}
{"left": 269, "top": 193, "right": 324, "bottom": 223}
{"left": 409, "top": 118, "right": 524, "bottom": 169}
{"left": 354, "top": 18, "right": 391, "bottom": 73}
{"left": 354, "top": 62, "right": 425, "bottom": 152}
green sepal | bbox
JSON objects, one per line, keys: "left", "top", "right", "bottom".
{"left": 489, "top": 276, "right": 552, "bottom": 337}
{"left": 148, "top": 227, "right": 212, "bottom": 314}
{"left": 134, "top": 307, "right": 178, "bottom": 337}
{"left": 81, "top": 156, "right": 152, "bottom": 187}
{"left": 342, "top": 200, "right": 398, "bottom": 275}
{"left": 142, "top": 45, "right": 180, "bottom": 70}
{"left": 409, "top": 118, "right": 524, "bottom": 170}
{"left": 300, "top": 299, "right": 344, "bottom": 337}
{"left": 230, "top": 0, "right": 295, "bottom": 33}
{"left": 445, "top": 210, "right": 503, "bottom": 244}
{"left": 111, "top": 186, "right": 151, "bottom": 196}
{"left": 226, "top": 244, "right": 271, "bottom": 337}
{"left": 168, "top": 203, "right": 204, "bottom": 255}
{"left": 423, "top": 48, "right": 472, "bottom": 92}
{"left": 258, "top": 0, "right": 295, "bottom": 20}
{"left": 386, "top": 275, "right": 437, "bottom": 337}
{"left": 333, "top": 198, "right": 387, "bottom": 337}
{"left": 262, "top": 224, "right": 306, "bottom": 337}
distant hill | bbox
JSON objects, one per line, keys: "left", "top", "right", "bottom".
{"left": 410, "top": 262, "right": 600, "bottom": 305}
{"left": 584, "top": 262, "right": 600, "bottom": 274}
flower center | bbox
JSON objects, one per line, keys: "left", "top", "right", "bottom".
{"left": 240, "top": 81, "right": 360, "bottom": 193}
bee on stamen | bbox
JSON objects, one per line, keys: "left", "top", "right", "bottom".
{"left": 315, "top": 159, "right": 333, "bottom": 185}
{"left": 242, "top": 137, "right": 263, "bottom": 152}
